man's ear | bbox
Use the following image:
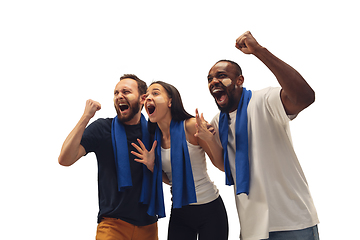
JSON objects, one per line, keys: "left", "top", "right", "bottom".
{"left": 236, "top": 75, "right": 244, "bottom": 86}
{"left": 140, "top": 94, "right": 146, "bottom": 105}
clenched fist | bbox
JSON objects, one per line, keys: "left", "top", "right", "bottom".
{"left": 84, "top": 99, "right": 101, "bottom": 119}
{"left": 235, "top": 31, "right": 263, "bottom": 55}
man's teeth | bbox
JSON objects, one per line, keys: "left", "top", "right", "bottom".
{"left": 211, "top": 88, "right": 226, "bottom": 103}
{"left": 212, "top": 88, "right": 224, "bottom": 95}
{"left": 119, "top": 103, "right": 129, "bottom": 111}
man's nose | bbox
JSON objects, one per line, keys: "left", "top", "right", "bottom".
{"left": 115, "top": 93, "right": 124, "bottom": 101}
{"left": 209, "top": 78, "right": 221, "bottom": 87}
{"left": 212, "top": 77, "right": 222, "bottom": 84}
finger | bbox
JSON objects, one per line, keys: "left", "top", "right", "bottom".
{"left": 88, "top": 100, "right": 101, "bottom": 109}
{"left": 197, "top": 112, "right": 207, "bottom": 129}
{"left": 133, "top": 158, "right": 144, "bottom": 164}
{"left": 235, "top": 42, "right": 242, "bottom": 50}
{"left": 236, "top": 33, "right": 248, "bottom": 50}
{"left": 194, "top": 119, "right": 200, "bottom": 138}
{"left": 137, "top": 139, "right": 147, "bottom": 151}
{"left": 205, "top": 121, "right": 216, "bottom": 135}
{"left": 195, "top": 119, "right": 200, "bottom": 131}
{"left": 93, "top": 101, "right": 102, "bottom": 111}
{"left": 195, "top": 108, "right": 200, "bottom": 122}
{"left": 131, "top": 151, "right": 143, "bottom": 159}
{"left": 195, "top": 109, "right": 202, "bottom": 125}
{"left": 200, "top": 113, "right": 205, "bottom": 121}
{"left": 208, "top": 126, "right": 216, "bottom": 135}
{"left": 131, "top": 142, "right": 143, "bottom": 153}
{"left": 237, "top": 39, "right": 247, "bottom": 49}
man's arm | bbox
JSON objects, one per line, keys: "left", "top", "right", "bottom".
{"left": 235, "top": 31, "right": 315, "bottom": 115}
{"left": 58, "top": 99, "right": 101, "bottom": 166}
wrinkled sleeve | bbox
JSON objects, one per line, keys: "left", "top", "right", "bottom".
{"left": 264, "top": 87, "right": 297, "bottom": 125}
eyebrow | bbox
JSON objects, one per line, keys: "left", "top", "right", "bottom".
{"left": 114, "top": 87, "right": 132, "bottom": 93}
{"left": 146, "top": 87, "right": 161, "bottom": 93}
{"left": 216, "top": 70, "right": 227, "bottom": 75}
{"left": 208, "top": 70, "right": 226, "bottom": 79}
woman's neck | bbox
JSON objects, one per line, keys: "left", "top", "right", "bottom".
{"left": 157, "top": 116, "right": 172, "bottom": 149}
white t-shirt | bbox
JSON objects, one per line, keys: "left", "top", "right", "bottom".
{"left": 161, "top": 123, "right": 219, "bottom": 205}
{"left": 211, "top": 87, "right": 319, "bottom": 240}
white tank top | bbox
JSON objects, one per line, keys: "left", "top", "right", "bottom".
{"left": 161, "top": 138, "right": 219, "bottom": 205}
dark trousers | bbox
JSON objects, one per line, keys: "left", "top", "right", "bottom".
{"left": 168, "top": 196, "right": 228, "bottom": 240}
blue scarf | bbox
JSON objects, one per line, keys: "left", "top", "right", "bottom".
{"left": 111, "top": 114, "right": 152, "bottom": 192}
{"left": 219, "top": 88, "right": 252, "bottom": 195}
{"left": 143, "top": 120, "right": 197, "bottom": 217}
{"left": 140, "top": 125, "right": 166, "bottom": 218}
{"left": 169, "top": 120, "right": 197, "bottom": 208}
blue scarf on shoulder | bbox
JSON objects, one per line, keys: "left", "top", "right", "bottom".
{"left": 141, "top": 120, "right": 197, "bottom": 218}
{"left": 219, "top": 88, "right": 252, "bottom": 195}
{"left": 111, "top": 114, "right": 152, "bottom": 194}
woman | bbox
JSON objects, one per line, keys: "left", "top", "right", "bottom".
{"left": 131, "top": 81, "right": 228, "bottom": 240}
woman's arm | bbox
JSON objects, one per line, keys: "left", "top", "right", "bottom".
{"left": 185, "top": 110, "right": 224, "bottom": 172}
{"left": 131, "top": 139, "right": 171, "bottom": 185}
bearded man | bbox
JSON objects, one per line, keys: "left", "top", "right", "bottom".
{"left": 58, "top": 74, "right": 158, "bottom": 240}
{"left": 208, "top": 32, "right": 319, "bottom": 240}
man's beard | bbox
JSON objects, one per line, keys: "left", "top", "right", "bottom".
{"left": 116, "top": 99, "right": 141, "bottom": 123}
{"left": 215, "top": 93, "right": 236, "bottom": 113}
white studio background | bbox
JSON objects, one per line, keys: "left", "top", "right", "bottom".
{"left": 1, "top": 1, "right": 359, "bottom": 239}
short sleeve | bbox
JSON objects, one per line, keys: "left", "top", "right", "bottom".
{"left": 264, "top": 87, "right": 297, "bottom": 125}
{"left": 80, "top": 118, "right": 109, "bottom": 154}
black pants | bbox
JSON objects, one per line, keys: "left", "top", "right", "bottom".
{"left": 167, "top": 196, "right": 228, "bottom": 240}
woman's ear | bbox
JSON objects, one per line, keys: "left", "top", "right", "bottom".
{"left": 168, "top": 98, "right": 172, "bottom": 108}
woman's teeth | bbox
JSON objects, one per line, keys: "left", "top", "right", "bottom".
{"left": 147, "top": 103, "right": 155, "bottom": 114}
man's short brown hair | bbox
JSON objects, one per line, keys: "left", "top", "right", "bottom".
{"left": 120, "top": 74, "right": 147, "bottom": 95}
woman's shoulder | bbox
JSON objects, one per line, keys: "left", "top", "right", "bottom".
{"left": 184, "top": 118, "right": 198, "bottom": 145}
{"left": 184, "top": 117, "right": 196, "bottom": 131}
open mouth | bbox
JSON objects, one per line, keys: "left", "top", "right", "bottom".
{"left": 146, "top": 103, "right": 155, "bottom": 115}
{"left": 211, "top": 88, "right": 227, "bottom": 104}
{"left": 119, "top": 103, "right": 129, "bottom": 112}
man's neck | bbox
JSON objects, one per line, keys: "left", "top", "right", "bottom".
{"left": 122, "top": 112, "right": 142, "bottom": 125}
{"left": 228, "top": 87, "right": 243, "bottom": 113}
